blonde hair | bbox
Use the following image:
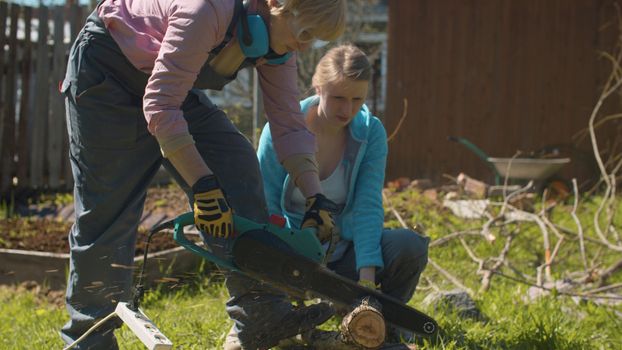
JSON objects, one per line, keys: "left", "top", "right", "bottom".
{"left": 271, "top": 0, "right": 347, "bottom": 42}
{"left": 312, "top": 44, "right": 372, "bottom": 87}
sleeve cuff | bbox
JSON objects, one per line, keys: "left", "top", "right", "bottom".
{"left": 158, "top": 132, "right": 195, "bottom": 158}
{"left": 281, "top": 153, "right": 319, "bottom": 185}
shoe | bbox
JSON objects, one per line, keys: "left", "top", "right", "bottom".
{"left": 226, "top": 302, "right": 335, "bottom": 350}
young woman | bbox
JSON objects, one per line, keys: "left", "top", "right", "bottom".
{"left": 257, "top": 44, "right": 430, "bottom": 345}
{"left": 60, "top": 1, "right": 346, "bottom": 349}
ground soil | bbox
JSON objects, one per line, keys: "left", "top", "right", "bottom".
{"left": 0, "top": 185, "right": 190, "bottom": 256}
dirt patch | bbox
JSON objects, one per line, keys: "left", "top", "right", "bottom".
{"left": 0, "top": 186, "right": 191, "bottom": 256}
{"left": 0, "top": 281, "right": 67, "bottom": 308}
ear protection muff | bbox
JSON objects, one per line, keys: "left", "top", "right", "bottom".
{"left": 237, "top": 14, "right": 268, "bottom": 57}
{"left": 237, "top": 11, "right": 292, "bottom": 65}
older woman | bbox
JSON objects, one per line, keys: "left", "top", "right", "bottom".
{"left": 60, "top": 1, "right": 347, "bottom": 349}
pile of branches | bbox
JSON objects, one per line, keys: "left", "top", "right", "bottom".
{"left": 385, "top": 174, "right": 621, "bottom": 304}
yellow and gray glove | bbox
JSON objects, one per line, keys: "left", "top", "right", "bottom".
{"left": 192, "top": 175, "right": 233, "bottom": 238}
{"left": 358, "top": 279, "right": 379, "bottom": 291}
{"left": 301, "top": 193, "right": 339, "bottom": 243}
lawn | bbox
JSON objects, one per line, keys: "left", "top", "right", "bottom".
{"left": 0, "top": 185, "right": 621, "bottom": 349}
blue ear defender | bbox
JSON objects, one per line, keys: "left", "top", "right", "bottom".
{"left": 236, "top": 13, "right": 292, "bottom": 65}
{"left": 237, "top": 14, "right": 270, "bottom": 58}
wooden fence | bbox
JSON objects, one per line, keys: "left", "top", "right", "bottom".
{"left": 384, "top": 0, "right": 620, "bottom": 184}
{"left": 0, "top": 3, "right": 90, "bottom": 194}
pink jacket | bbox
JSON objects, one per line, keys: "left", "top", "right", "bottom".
{"left": 98, "top": 0, "right": 314, "bottom": 160}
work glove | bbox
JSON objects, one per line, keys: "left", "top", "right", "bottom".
{"left": 301, "top": 193, "right": 339, "bottom": 243}
{"left": 192, "top": 174, "right": 233, "bottom": 238}
{"left": 358, "top": 279, "right": 379, "bottom": 291}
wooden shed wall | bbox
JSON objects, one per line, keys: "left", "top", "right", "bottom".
{"left": 385, "top": 0, "right": 620, "bottom": 185}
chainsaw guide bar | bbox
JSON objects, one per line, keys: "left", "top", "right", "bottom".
{"left": 232, "top": 234, "right": 438, "bottom": 337}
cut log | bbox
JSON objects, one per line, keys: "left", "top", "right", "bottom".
{"left": 340, "top": 296, "right": 386, "bottom": 349}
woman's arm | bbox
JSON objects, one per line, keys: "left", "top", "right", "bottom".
{"left": 256, "top": 56, "right": 323, "bottom": 197}
{"left": 257, "top": 124, "right": 288, "bottom": 216}
{"left": 351, "top": 116, "right": 389, "bottom": 276}
{"left": 359, "top": 267, "right": 376, "bottom": 286}
{"left": 143, "top": 1, "right": 227, "bottom": 185}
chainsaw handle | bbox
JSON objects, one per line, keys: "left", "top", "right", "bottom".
{"left": 447, "top": 136, "right": 490, "bottom": 163}
{"left": 448, "top": 136, "right": 502, "bottom": 184}
{"left": 173, "top": 212, "right": 238, "bottom": 270}
{"left": 172, "top": 212, "right": 325, "bottom": 269}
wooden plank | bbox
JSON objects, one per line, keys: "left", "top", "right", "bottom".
{"left": 47, "top": 6, "right": 65, "bottom": 189}
{"left": 0, "top": 4, "right": 20, "bottom": 192}
{"left": 16, "top": 6, "right": 32, "bottom": 188}
{"left": 0, "top": 1, "right": 8, "bottom": 183}
{"left": 30, "top": 5, "right": 49, "bottom": 188}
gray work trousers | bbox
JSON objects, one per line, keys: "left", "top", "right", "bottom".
{"left": 328, "top": 229, "right": 429, "bottom": 303}
{"left": 60, "top": 11, "right": 287, "bottom": 350}
{"left": 328, "top": 228, "right": 430, "bottom": 341}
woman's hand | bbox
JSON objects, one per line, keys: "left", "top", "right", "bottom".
{"left": 301, "top": 193, "right": 339, "bottom": 243}
{"left": 192, "top": 175, "right": 233, "bottom": 238}
{"left": 359, "top": 267, "right": 377, "bottom": 290}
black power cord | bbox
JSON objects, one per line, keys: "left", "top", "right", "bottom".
{"left": 128, "top": 218, "right": 177, "bottom": 311}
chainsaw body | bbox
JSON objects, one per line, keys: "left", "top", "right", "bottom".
{"left": 171, "top": 211, "right": 438, "bottom": 337}
{"left": 172, "top": 212, "right": 325, "bottom": 271}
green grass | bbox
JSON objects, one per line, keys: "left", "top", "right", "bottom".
{"left": 416, "top": 288, "right": 622, "bottom": 349}
{"left": 0, "top": 276, "right": 232, "bottom": 350}
{"left": 385, "top": 190, "right": 622, "bottom": 289}
{"left": 1, "top": 188, "right": 621, "bottom": 349}
{"left": 0, "top": 285, "right": 67, "bottom": 349}
{"left": 117, "top": 277, "right": 232, "bottom": 349}
{"left": 1, "top": 278, "right": 620, "bottom": 349}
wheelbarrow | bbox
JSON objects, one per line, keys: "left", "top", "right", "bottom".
{"left": 448, "top": 136, "right": 570, "bottom": 189}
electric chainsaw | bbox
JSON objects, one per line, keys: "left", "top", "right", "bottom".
{"left": 155, "top": 212, "right": 438, "bottom": 338}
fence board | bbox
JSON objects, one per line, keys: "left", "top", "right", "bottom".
{"left": 0, "top": 1, "right": 7, "bottom": 182}
{"left": 1, "top": 4, "right": 19, "bottom": 192}
{"left": 30, "top": 5, "right": 49, "bottom": 188}
{"left": 0, "top": 4, "right": 95, "bottom": 192}
{"left": 17, "top": 6, "right": 32, "bottom": 187}
{"left": 69, "top": 4, "right": 82, "bottom": 42}
{"left": 47, "top": 6, "right": 65, "bottom": 188}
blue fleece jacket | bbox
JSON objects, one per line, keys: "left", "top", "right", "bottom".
{"left": 257, "top": 95, "right": 388, "bottom": 271}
